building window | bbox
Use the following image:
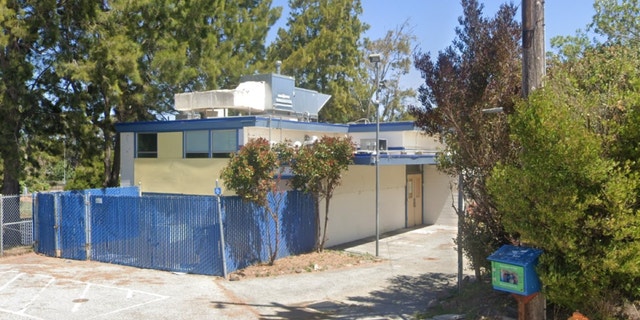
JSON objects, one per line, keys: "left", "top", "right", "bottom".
{"left": 137, "top": 133, "right": 157, "bottom": 158}
{"left": 212, "top": 129, "right": 237, "bottom": 157}
{"left": 185, "top": 130, "right": 210, "bottom": 158}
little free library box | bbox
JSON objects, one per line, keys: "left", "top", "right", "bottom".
{"left": 487, "top": 245, "right": 543, "bottom": 296}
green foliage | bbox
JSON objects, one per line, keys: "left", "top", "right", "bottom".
{"left": 221, "top": 137, "right": 286, "bottom": 264}
{"left": 409, "top": 0, "right": 522, "bottom": 279}
{"left": 363, "top": 20, "right": 417, "bottom": 122}
{"left": 591, "top": 0, "right": 640, "bottom": 46}
{"left": 290, "top": 136, "right": 354, "bottom": 251}
{"left": 0, "top": 1, "right": 40, "bottom": 194}
{"left": 65, "top": 157, "right": 105, "bottom": 191}
{"left": 221, "top": 138, "right": 279, "bottom": 207}
{"left": 489, "top": 43, "right": 640, "bottom": 317}
{"left": 268, "top": 0, "right": 368, "bottom": 123}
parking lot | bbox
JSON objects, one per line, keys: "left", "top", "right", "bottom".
{"left": 0, "top": 207, "right": 462, "bottom": 319}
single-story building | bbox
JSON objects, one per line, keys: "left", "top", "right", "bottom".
{"left": 115, "top": 70, "right": 454, "bottom": 247}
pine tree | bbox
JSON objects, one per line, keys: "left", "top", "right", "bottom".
{"left": 268, "top": 0, "right": 368, "bottom": 123}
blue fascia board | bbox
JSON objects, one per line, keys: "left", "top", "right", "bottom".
{"left": 115, "top": 116, "right": 258, "bottom": 132}
{"left": 115, "top": 116, "right": 351, "bottom": 133}
{"left": 347, "top": 121, "right": 418, "bottom": 133}
{"left": 353, "top": 153, "right": 437, "bottom": 165}
{"left": 116, "top": 117, "right": 417, "bottom": 134}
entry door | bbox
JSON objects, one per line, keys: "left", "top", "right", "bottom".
{"left": 407, "top": 174, "right": 423, "bottom": 227}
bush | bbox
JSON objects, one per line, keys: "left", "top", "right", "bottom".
{"left": 489, "top": 46, "right": 640, "bottom": 317}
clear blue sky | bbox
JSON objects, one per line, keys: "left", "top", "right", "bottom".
{"left": 269, "top": 0, "right": 596, "bottom": 89}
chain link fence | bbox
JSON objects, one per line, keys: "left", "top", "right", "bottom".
{"left": 33, "top": 188, "right": 316, "bottom": 276}
{"left": 1, "top": 194, "right": 34, "bottom": 256}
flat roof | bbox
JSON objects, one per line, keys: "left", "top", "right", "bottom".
{"left": 115, "top": 116, "right": 437, "bottom": 166}
{"left": 353, "top": 152, "right": 437, "bottom": 166}
{"left": 115, "top": 116, "right": 420, "bottom": 134}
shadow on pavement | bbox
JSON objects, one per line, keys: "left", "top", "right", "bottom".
{"left": 335, "top": 272, "right": 455, "bottom": 319}
{"left": 212, "top": 272, "right": 457, "bottom": 319}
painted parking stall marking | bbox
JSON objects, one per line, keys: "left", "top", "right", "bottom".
{"left": 0, "top": 270, "right": 168, "bottom": 319}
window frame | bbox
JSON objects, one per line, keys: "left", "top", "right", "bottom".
{"left": 136, "top": 133, "right": 158, "bottom": 158}
{"left": 184, "top": 130, "right": 211, "bottom": 158}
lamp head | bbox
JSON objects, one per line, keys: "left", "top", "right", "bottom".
{"left": 368, "top": 54, "right": 381, "bottom": 63}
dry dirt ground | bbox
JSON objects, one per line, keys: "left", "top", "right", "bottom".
{"left": 228, "top": 249, "right": 381, "bottom": 280}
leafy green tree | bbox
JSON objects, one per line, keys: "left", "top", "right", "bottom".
{"left": 551, "top": 0, "right": 640, "bottom": 63}
{"left": 0, "top": 1, "right": 282, "bottom": 192}
{"left": 489, "top": 43, "right": 640, "bottom": 317}
{"left": 289, "top": 136, "right": 354, "bottom": 251}
{"left": 267, "top": 0, "right": 368, "bottom": 123}
{"left": 0, "top": 0, "right": 69, "bottom": 195}
{"left": 408, "top": 0, "right": 521, "bottom": 279}
{"left": 221, "top": 138, "right": 287, "bottom": 265}
{"left": 591, "top": 0, "right": 640, "bottom": 46}
{"left": 363, "top": 20, "right": 417, "bottom": 122}
{"left": 56, "top": 0, "right": 282, "bottom": 188}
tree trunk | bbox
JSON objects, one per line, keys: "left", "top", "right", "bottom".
{"left": 1, "top": 153, "right": 20, "bottom": 196}
{"left": 314, "top": 193, "right": 321, "bottom": 252}
{"left": 108, "top": 131, "right": 121, "bottom": 187}
{"left": 268, "top": 208, "right": 280, "bottom": 265}
{"left": 319, "top": 196, "right": 331, "bottom": 251}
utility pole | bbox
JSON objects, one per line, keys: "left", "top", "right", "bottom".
{"left": 522, "top": 1, "right": 546, "bottom": 320}
{"left": 522, "top": 0, "right": 545, "bottom": 97}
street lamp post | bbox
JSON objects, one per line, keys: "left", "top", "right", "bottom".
{"left": 369, "top": 53, "right": 381, "bottom": 257}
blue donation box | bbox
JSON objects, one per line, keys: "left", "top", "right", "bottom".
{"left": 487, "top": 245, "right": 543, "bottom": 296}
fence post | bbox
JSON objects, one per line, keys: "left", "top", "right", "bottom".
{"left": 85, "top": 193, "right": 92, "bottom": 260}
{"left": 1, "top": 194, "right": 4, "bottom": 257}
{"left": 54, "top": 193, "right": 61, "bottom": 258}
{"left": 214, "top": 181, "right": 227, "bottom": 278}
{"left": 32, "top": 193, "right": 38, "bottom": 251}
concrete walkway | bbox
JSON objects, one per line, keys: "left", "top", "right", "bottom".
{"left": 0, "top": 208, "right": 462, "bottom": 319}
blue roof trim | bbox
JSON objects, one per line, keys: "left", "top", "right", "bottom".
{"left": 353, "top": 153, "right": 437, "bottom": 165}
{"left": 347, "top": 121, "right": 417, "bottom": 133}
{"left": 115, "top": 116, "right": 350, "bottom": 133}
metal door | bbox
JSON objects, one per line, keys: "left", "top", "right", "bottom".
{"left": 407, "top": 174, "right": 423, "bottom": 227}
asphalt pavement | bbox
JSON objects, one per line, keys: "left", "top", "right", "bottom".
{"left": 0, "top": 206, "right": 463, "bottom": 319}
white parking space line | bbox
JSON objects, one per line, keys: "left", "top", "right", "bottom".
{"left": 0, "top": 306, "right": 43, "bottom": 320}
{"left": 0, "top": 270, "right": 23, "bottom": 291}
{"left": 18, "top": 276, "right": 55, "bottom": 314}
{"left": 71, "top": 283, "right": 91, "bottom": 313}
{"left": 0, "top": 270, "right": 168, "bottom": 320}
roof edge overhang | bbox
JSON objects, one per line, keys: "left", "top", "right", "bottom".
{"left": 353, "top": 152, "right": 437, "bottom": 166}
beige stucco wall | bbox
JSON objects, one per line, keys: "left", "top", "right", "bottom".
{"left": 320, "top": 165, "right": 407, "bottom": 247}
{"left": 135, "top": 159, "right": 229, "bottom": 195}
{"left": 158, "top": 132, "right": 183, "bottom": 159}
{"left": 423, "top": 165, "right": 455, "bottom": 224}
{"left": 121, "top": 124, "right": 454, "bottom": 247}
{"left": 244, "top": 127, "right": 344, "bottom": 145}
{"left": 349, "top": 130, "right": 443, "bottom": 151}
{"left": 402, "top": 130, "right": 443, "bottom": 150}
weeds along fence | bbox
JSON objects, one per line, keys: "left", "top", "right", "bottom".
{"left": 1, "top": 194, "right": 34, "bottom": 256}
{"left": 33, "top": 187, "right": 316, "bottom": 276}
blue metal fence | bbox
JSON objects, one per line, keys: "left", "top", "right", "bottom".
{"left": 35, "top": 193, "right": 56, "bottom": 257}
{"left": 34, "top": 187, "right": 316, "bottom": 276}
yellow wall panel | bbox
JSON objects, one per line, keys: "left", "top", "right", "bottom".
{"left": 158, "top": 132, "right": 183, "bottom": 159}
{"left": 135, "top": 158, "right": 228, "bottom": 195}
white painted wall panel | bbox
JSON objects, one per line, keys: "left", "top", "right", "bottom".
{"left": 120, "top": 132, "right": 135, "bottom": 187}
{"left": 321, "top": 165, "right": 406, "bottom": 247}
{"left": 423, "top": 165, "right": 455, "bottom": 224}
